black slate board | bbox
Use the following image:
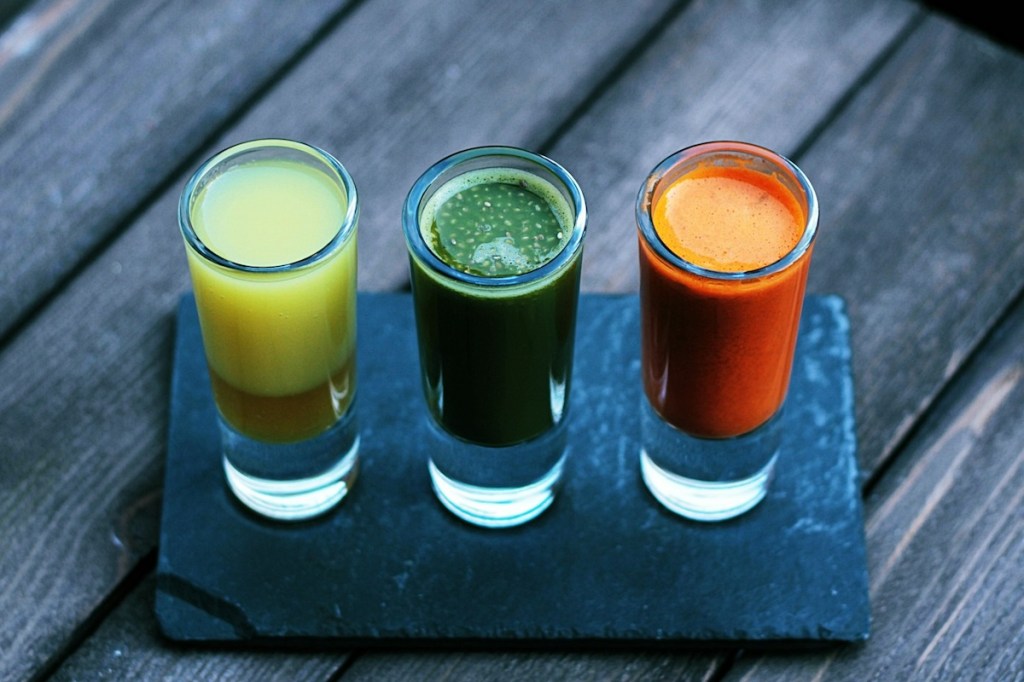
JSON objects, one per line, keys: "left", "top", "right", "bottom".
{"left": 156, "top": 293, "right": 869, "bottom": 646}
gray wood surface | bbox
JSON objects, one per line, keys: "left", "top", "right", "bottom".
{"left": 216, "top": 0, "right": 676, "bottom": 293}
{"left": 0, "top": 0, "right": 353, "bottom": 340}
{"left": 799, "top": 14, "right": 1024, "bottom": 476}
{"left": 553, "top": 0, "right": 918, "bottom": 292}
{"left": 730, "top": 13, "right": 1024, "bottom": 682}
{"left": 1, "top": 0, "right": 1022, "bottom": 680}
{"left": 341, "top": 650, "right": 709, "bottom": 681}
{"left": 50, "top": 578, "right": 345, "bottom": 682}
{"left": 730, "top": 278, "right": 1024, "bottom": 682}
{"left": 0, "top": 0, "right": 677, "bottom": 679}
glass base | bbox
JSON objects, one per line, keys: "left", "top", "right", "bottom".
{"left": 426, "top": 419, "right": 567, "bottom": 528}
{"left": 220, "top": 406, "right": 359, "bottom": 521}
{"left": 429, "top": 454, "right": 565, "bottom": 528}
{"left": 640, "top": 399, "right": 781, "bottom": 522}
{"left": 225, "top": 444, "right": 359, "bottom": 521}
{"left": 640, "top": 449, "right": 776, "bottom": 521}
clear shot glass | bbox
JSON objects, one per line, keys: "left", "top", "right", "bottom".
{"left": 403, "top": 146, "right": 587, "bottom": 528}
{"left": 178, "top": 139, "right": 359, "bottom": 521}
{"left": 636, "top": 141, "right": 818, "bottom": 521}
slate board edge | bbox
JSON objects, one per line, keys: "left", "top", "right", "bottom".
{"left": 156, "top": 292, "right": 869, "bottom": 647}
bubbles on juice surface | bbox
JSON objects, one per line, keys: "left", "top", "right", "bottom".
{"left": 429, "top": 178, "right": 568, "bottom": 277}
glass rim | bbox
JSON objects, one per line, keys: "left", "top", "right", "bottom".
{"left": 402, "top": 145, "right": 587, "bottom": 288}
{"left": 636, "top": 140, "right": 819, "bottom": 281}
{"left": 178, "top": 138, "right": 359, "bottom": 274}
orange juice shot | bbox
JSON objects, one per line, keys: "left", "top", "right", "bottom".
{"left": 179, "top": 139, "right": 359, "bottom": 521}
{"left": 636, "top": 141, "right": 819, "bottom": 521}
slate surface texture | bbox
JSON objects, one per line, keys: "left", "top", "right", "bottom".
{"left": 156, "top": 293, "right": 868, "bottom": 646}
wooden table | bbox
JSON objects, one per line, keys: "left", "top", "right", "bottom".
{"left": 2, "top": 1, "right": 1022, "bottom": 679}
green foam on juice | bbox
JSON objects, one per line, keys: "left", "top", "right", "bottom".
{"left": 422, "top": 169, "right": 572, "bottom": 277}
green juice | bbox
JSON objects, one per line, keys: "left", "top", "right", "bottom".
{"left": 409, "top": 168, "right": 583, "bottom": 447}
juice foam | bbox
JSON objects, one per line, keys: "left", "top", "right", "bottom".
{"left": 653, "top": 163, "right": 804, "bottom": 272}
{"left": 420, "top": 168, "right": 573, "bottom": 277}
{"left": 192, "top": 160, "right": 345, "bottom": 267}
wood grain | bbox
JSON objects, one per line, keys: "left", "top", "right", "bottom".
{"left": 3, "top": 0, "right": 1022, "bottom": 680}
{"left": 728, "top": 262, "right": 1024, "bottom": 682}
{"left": 0, "top": 0, "right": 354, "bottom": 340}
{"left": 44, "top": 2, "right": 925, "bottom": 675}
{"left": 341, "top": 650, "right": 717, "bottom": 682}
{"left": 797, "top": 13, "right": 1024, "bottom": 475}
{"left": 550, "top": 0, "right": 919, "bottom": 292}
{"left": 50, "top": 576, "right": 346, "bottom": 682}
{"left": 724, "top": 13, "right": 1024, "bottom": 682}
{"left": 0, "top": 0, "right": 677, "bottom": 678}
{"left": 213, "top": 0, "right": 676, "bottom": 292}
{"left": 0, "top": 0, "right": 31, "bottom": 29}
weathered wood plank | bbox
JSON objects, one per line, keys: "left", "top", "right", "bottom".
{"left": 220, "top": 0, "right": 672, "bottom": 293}
{"left": 553, "top": 0, "right": 920, "bottom": 293}
{"left": 341, "top": 650, "right": 711, "bottom": 682}
{"left": 0, "top": 0, "right": 676, "bottom": 678}
{"left": 727, "top": 264, "right": 1024, "bottom": 682}
{"left": 50, "top": 576, "right": 345, "bottom": 682}
{"left": 11, "top": 2, "right": 1024, "bottom": 681}
{"left": 560, "top": 3, "right": 1024, "bottom": 477}
{"left": 719, "top": 11, "right": 1024, "bottom": 681}
{"left": 796, "top": 13, "right": 1024, "bottom": 475}
{"left": 0, "top": 0, "right": 354, "bottom": 340}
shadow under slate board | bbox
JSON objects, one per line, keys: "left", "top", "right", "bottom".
{"left": 157, "top": 293, "right": 869, "bottom": 646}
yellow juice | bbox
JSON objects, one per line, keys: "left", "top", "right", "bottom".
{"left": 184, "top": 158, "right": 357, "bottom": 442}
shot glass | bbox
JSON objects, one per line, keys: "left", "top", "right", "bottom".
{"left": 178, "top": 139, "right": 359, "bottom": 521}
{"left": 403, "top": 146, "right": 587, "bottom": 528}
{"left": 636, "top": 141, "right": 818, "bottom": 521}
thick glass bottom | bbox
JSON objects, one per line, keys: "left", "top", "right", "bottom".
{"left": 640, "top": 449, "right": 775, "bottom": 521}
{"left": 220, "top": 405, "right": 359, "bottom": 521}
{"left": 225, "top": 445, "right": 358, "bottom": 521}
{"left": 640, "top": 399, "right": 781, "bottom": 521}
{"left": 429, "top": 454, "right": 564, "bottom": 528}
{"left": 426, "top": 418, "right": 567, "bottom": 528}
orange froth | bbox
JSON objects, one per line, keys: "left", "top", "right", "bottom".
{"left": 653, "top": 163, "right": 804, "bottom": 272}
